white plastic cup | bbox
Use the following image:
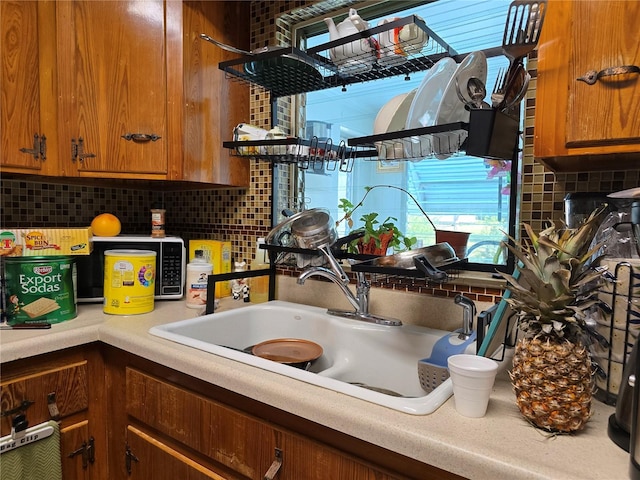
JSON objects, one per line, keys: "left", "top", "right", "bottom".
{"left": 447, "top": 354, "right": 499, "bottom": 418}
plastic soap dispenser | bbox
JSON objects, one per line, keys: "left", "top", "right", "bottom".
{"left": 185, "top": 250, "right": 213, "bottom": 309}
{"left": 250, "top": 237, "right": 270, "bottom": 304}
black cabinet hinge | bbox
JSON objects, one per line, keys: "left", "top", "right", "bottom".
{"left": 125, "top": 444, "right": 139, "bottom": 474}
{"left": 39, "top": 134, "right": 47, "bottom": 160}
{"left": 19, "top": 133, "right": 45, "bottom": 161}
{"left": 71, "top": 137, "right": 96, "bottom": 163}
{"left": 68, "top": 436, "right": 95, "bottom": 469}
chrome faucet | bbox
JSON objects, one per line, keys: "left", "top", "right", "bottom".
{"left": 297, "top": 268, "right": 402, "bottom": 326}
{"left": 454, "top": 294, "right": 476, "bottom": 340}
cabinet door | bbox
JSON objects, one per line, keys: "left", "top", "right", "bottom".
{"left": 1, "top": 360, "right": 96, "bottom": 478}
{"left": 126, "top": 368, "right": 276, "bottom": 479}
{"left": 175, "top": 1, "right": 250, "bottom": 186}
{"left": 0, "top": 361, "right": 89, "bottom": 436}
{"left": 566, "top": 1, "right": 640, "bottom": 147}
{"left": 56, "top": 0, "right": 167, "bottom": 178}
{"left": 127, "top": 426, "right": 229, "bottom": 480}
{"left": 126, "top": 368, "right": 403, "bottom": 480}
{"left": 534, "top": 0, "right": 640, "bottom": 169}
{"left": 61, "top": 420, "right": 93, "bottom": 480}
{"left": 0, "top": 1, "right": 55, "bottom": 173}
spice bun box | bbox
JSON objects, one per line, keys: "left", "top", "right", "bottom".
{"left": 0, "top": 228, "right": 93, "bottom": 256}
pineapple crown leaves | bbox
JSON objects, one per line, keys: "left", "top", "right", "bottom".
{"left": 498, "top": 206, "right": 608, "bottom": 341}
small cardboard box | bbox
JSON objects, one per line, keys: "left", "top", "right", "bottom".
{"left": 0, "top": 227, "right": 93, "bottom": 256}
{"left": 189, "top": 239, "right": 231, "bottom": 297}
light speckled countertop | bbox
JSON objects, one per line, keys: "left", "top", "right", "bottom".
{"left": 0, "top": 299, "right": 629, "bottom": 480}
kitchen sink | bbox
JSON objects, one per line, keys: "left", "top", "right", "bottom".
{"left": 149, "top": 300, "right": 476, "bottom": 414}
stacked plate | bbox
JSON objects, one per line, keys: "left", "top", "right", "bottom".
{"left": 373, "top": 51, "right": 487, "bottom": 160}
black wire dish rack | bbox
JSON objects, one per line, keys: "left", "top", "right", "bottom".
{"left": 217, "top": 16, "right": 458, "bottom": 98}
{"left": 216, "top": 15, "right": 520, "bottom": 168}
{"left": 223, "top": 108, "right": 519, "bottom": 170}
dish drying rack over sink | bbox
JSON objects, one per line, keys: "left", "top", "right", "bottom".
{"left": 223, "top": 108, "right": 519, "bottom": 167}
{"left": 217, "top": 16, "right": 459, "bottom": 97}
{"left": 217, "top": 15, "right": 520, "bottom": 166}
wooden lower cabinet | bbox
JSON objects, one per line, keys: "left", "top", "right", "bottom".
{"left": 1, "top": 345, "right": 465, "bottom": 479}
{"left": 61, "top": 421, "right": 93, "bottom": 480}
{"left": 0, "top": 346, "right": 106, "bottom": 480}
{"left": 124, "top": 368, "right": 400, "bottom": 480}
{"left": 103, "top": 347, "right": 465, "bottom": 480}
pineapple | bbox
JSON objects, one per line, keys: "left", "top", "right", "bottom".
{"left": 499, "top": 207, "right": 607, "bottom": 433}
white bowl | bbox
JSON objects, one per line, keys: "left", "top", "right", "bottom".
{"left": 374, "top": 92, "right": 410, "bottom": 135}
{"left": 373, "top": 90, "right": 416, "bottom": 160}
{"left": 387, "top": 89, "right": 416, "bottom": 133}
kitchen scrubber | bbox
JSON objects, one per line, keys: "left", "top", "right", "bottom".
{"left": 418, "top": 331, "right": 477, "bottom": 393}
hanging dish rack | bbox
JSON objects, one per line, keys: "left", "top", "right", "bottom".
{"left": 223, "top": 108, "right": 519, "bottom": 167}
{"left": 217, "top": 15, "right": 519, "bottom": 166}
{"left": 217, "top": 16, "right": 457, "bottom": 97}
{"left": 222, "top": 136, "right": 371, "bottom": 173}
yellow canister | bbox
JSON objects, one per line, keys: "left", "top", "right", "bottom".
{"left": 103, "top": 249, "right": 156, "bottom": 315}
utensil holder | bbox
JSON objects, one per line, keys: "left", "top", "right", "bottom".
{"left": 465, "top": 108, "right": 520, "bottom": 161}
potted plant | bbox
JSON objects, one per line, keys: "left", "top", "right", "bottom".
{"left": 336, "top": 185, "right": 421, "bottom": 255}
{"left": 499, "top": 207, "right": 607, "bottom": 433}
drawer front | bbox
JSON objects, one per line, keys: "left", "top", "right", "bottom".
{"left": 1, "top": 361, "right": 89, "bottom": 436}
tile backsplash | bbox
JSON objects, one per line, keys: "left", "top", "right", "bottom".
{"left": 3, "top": 0, "right": 639, "bottom": 305}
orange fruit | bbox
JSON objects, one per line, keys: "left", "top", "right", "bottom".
{"left": 91, "top": 213, "right": 121, "bottom": 237}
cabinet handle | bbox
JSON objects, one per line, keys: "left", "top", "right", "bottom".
{"left": 125, "top": 445, "right": 139, "bottom": 474}
{"left": 577, "top": 65, "right": 640, "bottom": 85}
{"left": 263, "top": 448, "right": 282, "bottom": 480}
{"left": 0, "top": 400, "right": 34, "bottom": 418}
{"left": 121, "top": 133, "right": 161, "bottom": 143}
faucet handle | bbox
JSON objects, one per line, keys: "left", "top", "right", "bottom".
{"left": 454, "top": 294, "right": 476, "bottom": 339}
{"left": 454, "top": 294, "right": 476, "bottom": 310}
{"left": 318, "top": 244, "right": 349, "bottom": 284}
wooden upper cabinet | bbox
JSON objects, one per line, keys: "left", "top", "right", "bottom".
{"left": 534, "top": 0, "right": 640, "bottom": 171}
{"left": 1, "top": 1, "right": 59, "bottom": 175}
{"left": 3, "top": 0, "right": 249, "bottom": 187}
{"left": 56, "top": 0, "right": 168, "bottom": 179}
{"left": 172, "top": 1, "right": 250, "bottom": 187}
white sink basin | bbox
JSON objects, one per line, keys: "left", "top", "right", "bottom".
{"left": 149, "top": 300, "right": 476, "bottom": 414}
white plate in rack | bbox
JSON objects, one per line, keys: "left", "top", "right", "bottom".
{"left": 405, "top": 57, "right": 458, "bottom": 130}
{"left": 387, "top": 89, "right": 416, "bottom": 133}
{"left": 433, "top": 51, "right": 487, "bottom": 159}
{"left": 404, "top": 57, "right": 457, "bottom": 159}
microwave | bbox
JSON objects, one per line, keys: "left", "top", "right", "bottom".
{"left": 76, "top": 235, "right": 185, "bottom": 303}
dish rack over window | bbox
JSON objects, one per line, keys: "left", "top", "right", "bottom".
{"left": 219, "top": 15, "right": 518, "bottom": 166}
{"left": 218, "top": 16, "right": 460, "bottom": 98}
{"left": 223, "top": 108, "right": 519, "bottom": 168}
